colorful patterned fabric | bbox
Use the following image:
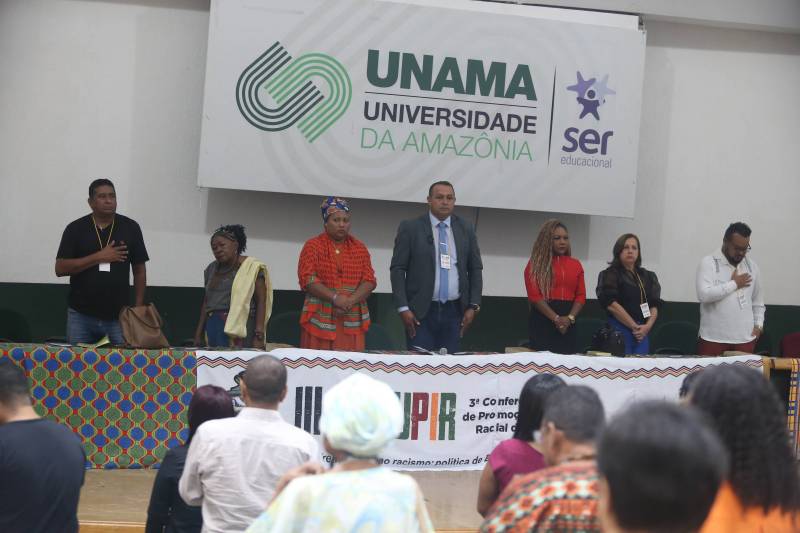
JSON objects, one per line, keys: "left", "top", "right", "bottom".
{"left": 245, "top": 467, "right": 434, "bottom": 533}
{"left": 320, "top": 196, "right": 350, "bottom": 221}
{"left": 1, "top": 344, "right": 195, "bottom": 469}
{"left": 481, "top": 460, "right": 600, "bottom": 533}
{"left": 789, "top": 359, "right": 800, "bottom": 458}
{"left": 298, "top": 232, "right": 376, "bottom": 341}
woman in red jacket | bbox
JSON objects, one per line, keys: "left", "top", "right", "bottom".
{"left": 524, "top": 219, "right": 586, "bottom": 354}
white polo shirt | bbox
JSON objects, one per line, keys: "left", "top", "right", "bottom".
{"left": 179, "top": 407, "right": 319, "bottom": 533}
{"left": 696, "top": 250, "right": 765, "bottom": 344}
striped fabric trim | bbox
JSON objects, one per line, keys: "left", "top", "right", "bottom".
{"left": 788, "top": 359, "right": 799, "bottom": 458}
{"left": 196, "top": 356, "right": 762, "bottom": 379}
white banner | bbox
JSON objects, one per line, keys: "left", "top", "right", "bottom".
{"left": 198, "top": 0, "right": 645, "bottom": 216}
{"left": 197, "top": 349, "right": 762, "bottom": 471}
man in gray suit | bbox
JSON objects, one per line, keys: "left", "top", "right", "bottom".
{"left": 390, "top": 181, "right": 483, "bottom": 353}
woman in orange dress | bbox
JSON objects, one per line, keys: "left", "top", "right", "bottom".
{"left": 297, "top": 197, "right": 376, "bottom": 351}
{"left": 690, "top": 365, "right": 800, "bottom": 533}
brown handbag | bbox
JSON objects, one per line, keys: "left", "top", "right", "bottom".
{"left": 119, "top": 304, "right": 170, "bottom": 349}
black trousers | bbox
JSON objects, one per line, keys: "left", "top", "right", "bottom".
{"left": 528, "top": 300, "right": 577, "bottom": 354}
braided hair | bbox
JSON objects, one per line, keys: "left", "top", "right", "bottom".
{"left": 211, "top": 224, "right": 247, "bottom": 254}
{"left": 528, "top": 219, "right": 570, "bottom": 300}
{"left": 690, "top": 365, "right": 800, "bottom": 514}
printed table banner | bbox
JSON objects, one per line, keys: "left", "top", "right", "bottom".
{"left": 197, "top": 349, "right": 762, "bottom": 471}
{"left": 199, "top": 0, "right": 646, "bottom": 216}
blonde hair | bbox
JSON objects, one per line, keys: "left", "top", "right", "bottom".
{"left": 529, "top": 219, "right": 571, "bottom": 299}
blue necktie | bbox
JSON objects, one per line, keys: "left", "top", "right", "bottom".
{"left": 438, "top": 222, "right": 448, "bottom": 303}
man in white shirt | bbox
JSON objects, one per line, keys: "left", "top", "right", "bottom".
{"left": 695, "top": 222, "right": 765, "bottom": 355}
{"left": 179, "top": 354, "right": 318, "bottom": 533}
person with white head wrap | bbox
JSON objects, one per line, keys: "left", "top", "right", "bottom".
{"left": 246, "top": 373, "right": 434, "bottom": 533}
{"left": 319, "top": 372, "right": 403, "bottom": 458}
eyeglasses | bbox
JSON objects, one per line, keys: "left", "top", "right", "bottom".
{"left": 729, "top": 243, "right": 752, "bottom": 254}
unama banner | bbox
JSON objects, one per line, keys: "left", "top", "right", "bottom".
{"left": 196, "top": 349, "right": 762, "bottom": 471}
{"left": 198, "top": 0, "right": 646, "bottom": 216}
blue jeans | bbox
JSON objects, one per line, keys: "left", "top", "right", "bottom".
{"left": 407, "top": 300, "right": 462, "bottom": 354}
{"left": 608, "top": 316, "right": 650, "bottom": 355}
{"left": 67, "top": 308, "right": 124, "bottom": 345}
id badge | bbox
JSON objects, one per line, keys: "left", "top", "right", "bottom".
{"left": 640, "top": 303, "right": 651, "bottom": 319}
{"left": 440, "top": 254, "right": 452, "bottom": 270}
{"left": 99, "top": 262, "right": 111, "bottom": 272}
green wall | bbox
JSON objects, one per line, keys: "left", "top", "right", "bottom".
{"left": 0, "top": 282, "right": 798, "bottom": 354}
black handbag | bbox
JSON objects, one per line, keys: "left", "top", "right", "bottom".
{"left": 590, "top": 324, "right": 626, "bottom": 356}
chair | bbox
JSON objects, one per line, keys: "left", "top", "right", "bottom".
{"left": 780, "top": 332, "right": 800, "bottom": 357}
{"left": 754, "top": 331, "right": 772, "bottom": 356}
{"left": 574, "top": 317, "right": 606, "bottom": 353}
{"left": 652, "top": 321, "right": 699, "bottom": 355}
{"left": 365, "top": 323, "right": 398, "bottom": 351}
{"left": 0, "top": 309, "right": 32, "bottom": 343}
{"left": 265, "top": 311, "right": 302, "bottom": 347}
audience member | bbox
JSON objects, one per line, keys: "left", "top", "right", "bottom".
{"left": 55, "top": 178, "right": 149, "bottom": 344}
{"left": 246, "top": 372, "right": 433, "bottom": 532}
{"left": 597, "top": 401, "right": 727, "bottom": 533}
{"left": 298, "top": 197, "right": 377, "bottom": 351}
{"left": 690, "top": 365, "right": 800, "bottom": 532}
{"left": 0, "top": 359, "right": 86, "bottom": 533}
{"left": 696, "top": 222, "right": 764, "bottom": 355}
{"left": 179, "top": 355, "right": 318, "bottom": 533}
{"left": 476, "top": 373, "right": 566, "bottom": 516}
{"left": 596, "top": 233, "right": 663, "bottom": 354}
{"left": 193, "top": 224, "right": 273, "bottom": 349}
{"left": 390, "top": 180, "right": 483, "bottom": 353}
{"left": 481, "top": 385, "right": 606, "bottom": 532}
{"left": 146, "top": 385, "right": 235, "bottom": 533}
{"left": 524, "top": 219, "right": 586, "bottom": 353}
{"left": 678, "top": 369, "right": 703, "bottom": 400}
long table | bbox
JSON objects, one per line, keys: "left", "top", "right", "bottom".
{"left": 6, "top": 343, "right": 792, "bottom": 469}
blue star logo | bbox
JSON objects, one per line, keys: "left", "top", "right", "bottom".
{"left": 566, "top": 71, "right": 615, "bottom": 120}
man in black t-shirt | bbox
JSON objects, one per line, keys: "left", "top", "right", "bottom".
{"left": 56, "top": 178, "right": 149, "bottom": 344}
{"left": 0, "top": 359, "right": 86, "bottom": 533}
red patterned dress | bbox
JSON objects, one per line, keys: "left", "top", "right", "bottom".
{"left": 481, "top": 460, "right": 600, "bottom": 533}
{"left": 297, "top": 233, "right": 376, "bottom": 351}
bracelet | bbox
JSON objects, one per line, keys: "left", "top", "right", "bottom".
{"left": 552, "top": 315, "right": 560, "bottom": 324}
{"left": 254, "top": 331, "right": 264, "bottom": 339}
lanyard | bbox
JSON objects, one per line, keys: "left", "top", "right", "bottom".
{"left": 631, "top": 269, "right": 647, "bottom": 305}
{"left": 91, "top": 216, "right": 115, "bottom": 250}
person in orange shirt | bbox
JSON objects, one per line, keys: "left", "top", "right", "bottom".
{"left": 524, "top": 219, "right": 586, "bottom": 354}
{"left": 689, "top": 365, "right": 800, "bottom": 533}
{"left": 297, "top": 197, "right": 376, "bottom": 351}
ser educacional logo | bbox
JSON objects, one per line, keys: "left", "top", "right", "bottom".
{"left": 236, "top": 42, "right": 352, "bottom": 143}
{"left": 561, "top": 71, "right": 616, "bottom": 157}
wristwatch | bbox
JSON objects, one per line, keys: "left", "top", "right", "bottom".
{"left": 468, "top": 304, "right": 481, "bottom": 313}
{"left": 567, "top": 314, "right": 576, "bottom": 325}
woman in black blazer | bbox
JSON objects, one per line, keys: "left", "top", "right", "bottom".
{"left": 596, "top": 233, "right": 663, "bottom": 354}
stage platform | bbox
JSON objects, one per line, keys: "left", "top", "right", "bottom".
{"left": 78, "top": 469, "right": 482, "bottom": 532}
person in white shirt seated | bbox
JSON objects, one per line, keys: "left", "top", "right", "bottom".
{"left": 179, "top": 354, "right": 318, "bottom": 533}
{"left": 695, "top": 222, "right": 765, "bottom": 356}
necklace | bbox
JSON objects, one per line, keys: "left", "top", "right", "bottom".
{"left": 91, "top": 215, "right": 115, "bottom": 250}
